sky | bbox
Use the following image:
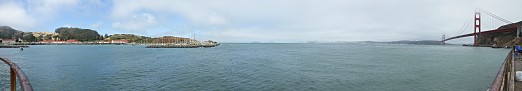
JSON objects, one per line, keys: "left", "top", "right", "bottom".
{"left": 0, "top": 0, "right": 521, "bottom": 43}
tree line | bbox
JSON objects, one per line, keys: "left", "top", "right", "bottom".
{"left": 1, "top": 26, "right": 196, "bottom": 43}
{"left": 55, "top": 27, "right": 102, "bottom": 41}
{"left": 0, "top": 26, "right": 102, "bottom": 42}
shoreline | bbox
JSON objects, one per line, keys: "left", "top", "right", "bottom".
{"left": 0, "top": 45, "right": 29, "bottom": 48}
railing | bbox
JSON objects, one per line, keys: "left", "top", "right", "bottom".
{"left": 489, "top": 49, "right": 515, "bottom": 91}
{"left": 0, "top": 57, "right": 33, "bottom": 91}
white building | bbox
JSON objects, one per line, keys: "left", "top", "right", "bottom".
{"left": 0, "top": 39, "right": 17, "bottom": 45}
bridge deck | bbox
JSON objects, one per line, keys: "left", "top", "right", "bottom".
{"left": 443, "top": 27, "right": 518, "bottom": 42}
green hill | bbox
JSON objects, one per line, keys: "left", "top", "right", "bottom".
{"left": 0, "top": 26, "right": 24, "bottom": 39}
{"left": 55, "top": 27, "right": 102, "bottom": 41}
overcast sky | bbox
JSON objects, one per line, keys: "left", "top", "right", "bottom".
{"left": 0, "top": 0, "right": 521, "bottom": 43}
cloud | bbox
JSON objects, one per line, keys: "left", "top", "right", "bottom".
{"left": 112, "top": 13, "right": 157, "bottom": 32}
{"left": 60, "top": 24, "right": 74, "bottom": 27}
{"left": 0, "top": 0, "right": 518, "bottom": 43}
{"left": 0, "top": 0, "right": 84, "bottom": 31}
{"left": 110, "top": 0, "right": 232, "bottom": 28}
{"left": 0, "top": 1, "right": 35, "bottom": 30}
{"left": 90, "top": 22, "right": 103, "bottom": 29}
{"left": 99, "top": 0, "right": 522, "bottom": 43}
{"left": 208, "top": 12, "right": 228, "bottom": 25}
{"left": 26, "top": 0, "right": 80, "bottom": 16}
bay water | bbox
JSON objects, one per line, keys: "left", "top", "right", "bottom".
{"left": 0, "top": 43, "right": 510, "bottom": 90}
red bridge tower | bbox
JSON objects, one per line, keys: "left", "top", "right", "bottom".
{"left": 473, "top": 11, "right": 481, "bottom": 46}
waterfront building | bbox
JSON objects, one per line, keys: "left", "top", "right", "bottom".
{"left": 0, "top": 39, "right": 17, "bottom": 45}
{"left": 39, "top": 39, "right": 80, "bottom": 44}
{"left": 111, "top": 40, "right": 129, "bottom": 43}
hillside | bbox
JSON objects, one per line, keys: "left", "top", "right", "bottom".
{"left": 0, "top": 26, "right": 198, "bottom": 43}
{"left": 0, "top": 26, "right": 24, "bottom": 39}
{"left": 108, "top": 34, "right": 196, "bottom": 43}
{"left": 55, "top": 27, "right": 102, "bottom": 41}
{"left": 475, "top": 21, "right": 522, "bottom": 47}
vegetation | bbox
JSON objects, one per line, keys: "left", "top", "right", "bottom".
{"left": 1, "top": 26, "right": 198, "bottom": 43}
{"left": 32, "top": 32, "right": 59, "bottom": 41}
{"left": 107, "top": 34, "right": 195, "bottom": 43}
{"left": 0, "top": 26, "right": 23, "bottom": 39}
{"left": 107, "top": 34, "right": 147, "bottom": 43}
{"left": 55, "top": 27, "right": 102, "bottom": 41}
{"left": 476, "top": 21, "right": 522, "bottom": 47}
{"left": 22, "top": 32, "right": 37, "bottom": 42}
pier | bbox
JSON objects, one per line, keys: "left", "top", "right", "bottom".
{"left": 488, "top": 48, "right": 522, "bottom": 91}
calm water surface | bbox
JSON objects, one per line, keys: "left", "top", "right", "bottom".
{"left": 0, "top": 43, "right": 510, "bottom": 90}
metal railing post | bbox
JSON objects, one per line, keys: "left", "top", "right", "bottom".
{"left": 10, "top": 68, "right": 16, "bottom": 91}
{"left": 0, "top": 57, "right": 33, "bottom": 91}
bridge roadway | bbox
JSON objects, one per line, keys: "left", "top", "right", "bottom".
{"left": 443, "top": 27, "right": 518, "bottom": 42}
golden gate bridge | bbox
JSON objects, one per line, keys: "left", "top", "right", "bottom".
{"left": 442, "top": 9, "right": 522, "bottom": 46}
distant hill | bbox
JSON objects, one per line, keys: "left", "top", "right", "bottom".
{"left": 307, "top": 40, "right": 444, "bottom": 45}
{"left": 0, "top": 26, "right": 24, "bottom": 39}
{"left": 387, "top": 40, "right": 443, "bottom": 45}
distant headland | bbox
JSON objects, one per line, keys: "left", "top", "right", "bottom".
{"left": 305, "top": 40, "right": 444, "bottom": 45}
{"left": 0, "top": 26, "right": 217, "bottom": 46}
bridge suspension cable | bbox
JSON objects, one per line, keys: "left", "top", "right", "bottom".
{"left": 480, "top": 9, "right": 512, "bottom": 24}
{"left": 455, "top": 17, "right": 472, "bottom": 36}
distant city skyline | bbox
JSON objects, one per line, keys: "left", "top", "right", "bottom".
{"left": 0, "top": 0, "right": 521, "bottom": 43}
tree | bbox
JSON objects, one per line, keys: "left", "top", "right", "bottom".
{"left": 15, "top": 38, "right": 21, "bottom": 43}
{"left": 55, "top": 27, "right": 102, "bottom": 41}
{"left": 104, "top": 33, "right": 109, "bottom": 39}
{"left": 22, "top": 32, "right": 37, "bottom": 42}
